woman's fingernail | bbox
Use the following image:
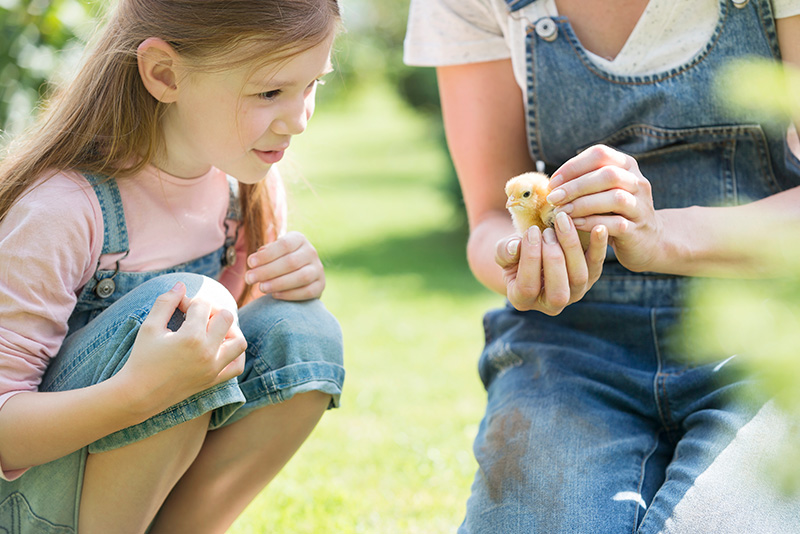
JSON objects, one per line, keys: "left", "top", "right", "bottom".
{"left": 547, "top": 188, "right": 566, "bottom": 205}
{"left": 573, "top": 217, "right": 586, "bottom": 228}
{"left": 527, "top": 226, "right": 541, "bottom": 245}
{"left": 556, "top": 203, "right": 573, "bottom": 215}
{"left": 556, "top": 211, "right": 571, "bottom": 233}
{"left": 506, "top": 239, "right": 520, "bottom": 256}
{"left": 543, "top": 227, "right": 557, "bottom": 244}
{"left": 170, "top": 282, "right": 184, "bottom": 293}
{"left": 245, "top": 273, "right": 254, "bottom": 285}
{"left": 549, "top": 174, "right": 563, "bottom": 187}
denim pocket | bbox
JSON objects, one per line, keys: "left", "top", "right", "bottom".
{"left": 0, "top": 493, "right": 73, "bottom": 534}
{"left": 594, "top": 123, "right": 780, "bottom": 209}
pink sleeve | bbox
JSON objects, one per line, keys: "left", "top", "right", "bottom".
{"left": 0, "top": 172, "right": 102, "bottom": 480}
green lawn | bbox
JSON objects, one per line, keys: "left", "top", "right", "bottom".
{"left": 229, "top": 85, "right": 500, "bottom": 533}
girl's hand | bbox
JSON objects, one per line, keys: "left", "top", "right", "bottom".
{"left": 245, "top": 231, "right": 325, "bottom": 301}
{"left": 547, "top": 145, "right": 664, "bottom": 273}
{"left": 118, "top": 282, "right": 247, "bottom": 415}
{"left": 495, "top": 213, "right": 608, "bottom": 315}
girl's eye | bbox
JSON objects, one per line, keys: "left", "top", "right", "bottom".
{"left": 258, "top": 89, "right": 282, "bottom": 100}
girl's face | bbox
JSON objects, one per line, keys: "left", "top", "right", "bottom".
{"left": 159, "top": 37, "right": 334, "bottom": 182}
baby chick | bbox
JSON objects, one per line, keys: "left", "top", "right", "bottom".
{"left": 504, "top": 171, "right": 555, "bottom": 234}
{"left": 505, "top": 171, "right": 591, "bottom": 249}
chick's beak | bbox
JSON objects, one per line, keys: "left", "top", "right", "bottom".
{"left": 506, "top": 196, "right": 518, "bottom": 209}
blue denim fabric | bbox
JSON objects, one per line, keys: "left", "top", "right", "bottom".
{"left": 460, "top": 1, "right": 800, "bottom": 532}
{"left": 0, "top": 177, "right": 344, "bottom": 533}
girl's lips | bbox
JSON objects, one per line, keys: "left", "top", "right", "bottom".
{"left": 254, "top": 149, "right": 285, "bottom": 164}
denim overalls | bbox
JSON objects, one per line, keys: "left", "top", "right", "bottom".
{"left": 463, "top": 1, "right": 800, "bottom": 533}
{"left": 0, "top": 175, "right": 344, "bottom": 533}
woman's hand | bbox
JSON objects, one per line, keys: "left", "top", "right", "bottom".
{"left": 118, "top": 282, "right": 247, "bottom": 415}
{"left": 547, "top": 144, "right": 664, "bottom": 273}
{"left": 496, "top": 212, "right": 608, "bottom": 315}
{"left": 245, "top": 231, "right": 325, "bottom": 301}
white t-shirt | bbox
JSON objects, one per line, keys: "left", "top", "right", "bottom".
{"left": 405, "top": 0, "right": 800, "bottom": 87}
{"left": 405, "top": 0, "right": 800, "bottom": 161}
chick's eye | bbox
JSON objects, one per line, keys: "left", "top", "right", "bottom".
{"left": 522, "top": 191, "right": 532, "bottom": 198}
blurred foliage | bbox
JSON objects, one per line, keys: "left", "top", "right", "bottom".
{"left": 0, "top": 0, "right": 102, "bottom": 136}
{"left": 715, "top": 56, "right": 800, "bottom": 129}
{"left": 685, "top": 58, "right": 800, "bottom": 494}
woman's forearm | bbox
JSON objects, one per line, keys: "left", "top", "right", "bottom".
{"left": 466, "top": 211, "right": 518, "bottom": 295}
{"left": 649, "top": 187, "right": 800, "bottom": 278}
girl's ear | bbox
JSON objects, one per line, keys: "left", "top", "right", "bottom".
{"left": 137, "top": 37, "right": 182, "bottom": 103}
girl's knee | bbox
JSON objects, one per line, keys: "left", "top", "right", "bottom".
{"left": 240, "top": 297, "right": 343, "bottom": 363}
{"left": 138, "top": 273, "right": 238, "bottom": 315}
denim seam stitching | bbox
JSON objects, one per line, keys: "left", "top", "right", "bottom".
{"left": 650, "top": 309, "right": 678, "bottom": 436}
{"left": 633, "top": 430, "right": 662, "bottom": 533}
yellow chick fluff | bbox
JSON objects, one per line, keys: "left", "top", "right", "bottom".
{"left": 504, "top": 172, "right": 555, "bottom": 234}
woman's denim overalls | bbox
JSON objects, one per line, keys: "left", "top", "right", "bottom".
{"left": 0, "top": 175, "right": 344, "bottom": 533}
{"left": 462, "top": 1, "right": 800, "bottom": 533}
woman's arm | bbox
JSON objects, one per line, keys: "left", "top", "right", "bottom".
{"left": 437, "top": 60, "right": 607, "bottom": 313}
{"left": 437, "top": 60, "right": 533, "bottom": 294}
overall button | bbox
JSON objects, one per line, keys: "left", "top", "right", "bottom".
{"left": 535, "top": 18, "right": 558, "bottom": 42}
{"left": 731, "top": 0, "right": 749, "bottom": 7}
{"left": 95, "top": 278, "right": 116, "bottom": 298}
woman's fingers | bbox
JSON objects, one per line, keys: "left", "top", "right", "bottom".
{"left": 553, "top": 211, "right": 590, "bottom": 294}
{"left": 585, "top": 225, "right": 609, "bottom": 282}
{"left": 514, "top": 227, "right": 543, "bottom": 294}
{"left": 540, "top": 228, "right": 570, "bottom": 312}
{"left": 549, "top": 144, "right": 636, "bottom": 189}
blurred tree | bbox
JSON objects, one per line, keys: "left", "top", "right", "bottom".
{"left": 0, "top": 0, "right": 101, "bottom": 136}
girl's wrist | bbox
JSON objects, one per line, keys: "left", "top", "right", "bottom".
{"left": 105, "top": 371, "right": 163, "bottom": 424}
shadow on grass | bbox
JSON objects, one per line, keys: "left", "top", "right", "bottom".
{"left": 322, "top": 224, "right": 491, "bottom": 297}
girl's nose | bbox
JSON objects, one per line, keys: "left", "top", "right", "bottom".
{"left": 272, "top": 95, "right": 313, "bottom": 136}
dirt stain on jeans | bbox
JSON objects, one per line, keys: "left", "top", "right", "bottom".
{"left": 478, "top": 407, "right": 532, "bottom": 503}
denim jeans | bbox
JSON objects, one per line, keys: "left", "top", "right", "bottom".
{"left": 0, "top": 273, "right": 344, "bottom": 533}
{"left": 459, "top": 301, "right": 800, "bottom": 533}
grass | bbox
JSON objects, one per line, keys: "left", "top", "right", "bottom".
{"left": 228, "top": 85, "right": 500, "bottom": 533}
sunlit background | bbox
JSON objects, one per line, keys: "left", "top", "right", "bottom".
{"left": 2, "top": 1, "right": 800, "bottom": 531}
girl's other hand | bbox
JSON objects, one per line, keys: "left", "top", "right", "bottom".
{"left": 245, "top": 231, "right": 325, "bottom": 301}
{"left": 495, "top": 215, "right": 608, "bottom": 315}
{"left": 118, "top": 282, "right": 247, "bottom": 416}
{"left": 547, "top": 144, "right": 664, "bottom": 273}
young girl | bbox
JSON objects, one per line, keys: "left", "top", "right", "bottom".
{"left": 0, "top": 1, "right": 344, "bottom": 532}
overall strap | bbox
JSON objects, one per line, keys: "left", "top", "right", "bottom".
{"left": 506, "top": 0, "right": 539, "bottom": 12}
{"left": 83, "top": 174, "right": 130, "bottom": 256}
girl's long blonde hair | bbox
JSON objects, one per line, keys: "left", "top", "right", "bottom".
{"left": 0, "top": 0, "right": 340, "bottom": 302}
